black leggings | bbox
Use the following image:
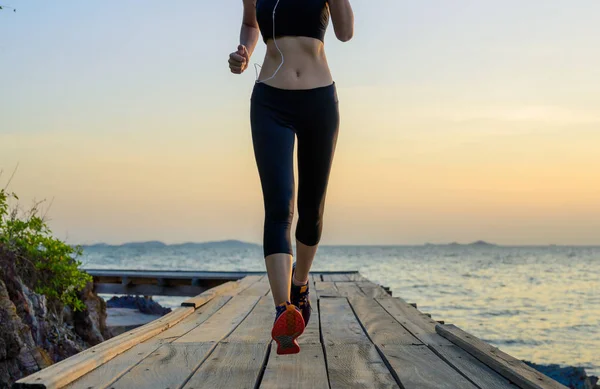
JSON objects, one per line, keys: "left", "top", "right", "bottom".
{"left": 250, "top": 82, "right": 340, "bottom": 258}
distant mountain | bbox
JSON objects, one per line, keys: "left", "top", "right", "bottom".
{"left": 468, "top": 240, "right": 497, "bottom": 247}
{"left": 423, "top": 240, "right": 497, "bottom": 247}
{"left": 80, "top": 240, "right": 259, "bottom": 249}
{"left": 172, "top": 240, "right": 259, "bottom": 248}
{"left": 121, "top": 240, "right": 166, "bottom": 248}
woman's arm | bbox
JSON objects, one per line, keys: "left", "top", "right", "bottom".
{"left": 240, "top": 0, "right": 260, "bottom": 57}
{"left": 229, "top": 0, "right": 261, "bottom": 74}
{"left": 328, "top": 0, "right": 354, "bottom": 42}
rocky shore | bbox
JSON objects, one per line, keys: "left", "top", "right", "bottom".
{"left": 0, "top": 249, "right": 110, "bottom": 388}
{"left": 524, "top": 361, "right": 599, "bottom": 389}
{"left": 106, "top": 295, "right": 172, "bottom": 315}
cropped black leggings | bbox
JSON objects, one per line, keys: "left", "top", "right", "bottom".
{"left": 250, "top": 82, "right": 340, "bottom": 258}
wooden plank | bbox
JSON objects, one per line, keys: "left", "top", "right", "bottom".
{"left": 349, "top": 297, "right": 478, "bottom": 388}
{"left": 320, "top": 298, "right": 370, "bottom": 345}
{"left": 322, "top": 274, "right": 350, "bottom": 282}
{"left": 224, "top": 296, "right": 273, "bottom": 343}
{"left": 180, "top": 281, "right": 273, "bottom": 389}
{"left": 64, "top": 296, "right": 233, "bottom": 389}
{"left": 259, "top": 344, "right": 328, "bottom": 389}
{"left": 182, "top": 343, "right": 270, "bottom": 389}
{"left": 238, "top": 277, "right": 270, "bottom": 296}
{"left": 436, "top": 324, "right": 568, "bottom": 389}
{"left": 347, "top": 272, "right": 367, "bottom": 282}
{"left": 314, "top": 281, "right": 340, "bottom": 297}
{"left": 348, "top": 297, "right": 421, "bottom": 346}
{"left": 319, "top": 298, "right": 399, "bottom": 388}
{"left": 175, "top": 295, "right": 261, "bottom": 343}
{"left": 182, "top": 275, "right": 262, "bottom": 307}
{"left": 310, "top": 274, "right": 320, "bottom": 299}
{"left": 358, "top": 283, "right": 390, "bottom": 298}
{"left": 14, "top": 306, "right": 194, "bottom": 389}
{"left": 335, "top": 282, "right": 366, "bottom": 297}
{"left": 109, "top": 343, "right": 214, "bottom": 389}
{"left": 182, "top": 281, "right": 236, "bottom": 308}
{"left": 434, "top": 345, "right": 518, "bottom": 389}
{"left": 56, "top": 277, "right": 259, "bottom": 388}
{"left": 301, "top": 275, "right": 321, "bottom": 345}
{"left": 382, "top": 345, "right": 478, "bottom": 389}
{"left": 323, "top": 273, "right": 367, "bottom": 282}
{"left": 95, "top": 288, "right": 268, "bottom": 389}
{"left": 325, "top": 344, "right": 400, "bottom": 389}
{"left": 377, "top": 298, "right": 454, "bottom": 346}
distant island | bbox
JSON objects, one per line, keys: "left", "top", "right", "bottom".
{"left": 424, "top": 240, "right": 497, "bottom": 247}
{"left": 80, "top": 239, "right": 261, "bottom": 249}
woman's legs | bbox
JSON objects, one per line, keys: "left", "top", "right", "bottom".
{"left": 251, "top": 83, "right": 339, "bottom": 305}
{"left": 294, "top": 89, "right": 340, "bottom": 282}
{"left": 250, "top": 94, "right": 296, "bottom": 307}
{"left": 293, "top": 241, "right": 317, "bottom": 284}
{"left": 265, "top": 254, "right": 293, "bottom": 305}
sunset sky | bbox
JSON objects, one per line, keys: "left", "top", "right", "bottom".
{"left": 1, "top": 0, "right": 599, "bottom": 245}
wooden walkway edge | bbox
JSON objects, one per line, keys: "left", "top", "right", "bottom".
{"left": 14, "top": 272, "right": 567, "bottom": 389}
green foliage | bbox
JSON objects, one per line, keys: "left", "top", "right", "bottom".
{"left": 0, "top": 189, "right": 92, "bottom": 311}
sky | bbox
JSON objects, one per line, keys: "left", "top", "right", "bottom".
{"left": 1, "top": 0, "right": 599, "bottom": 246}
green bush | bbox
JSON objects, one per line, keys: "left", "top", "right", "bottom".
{"left": 0, "top": 189, "right": 92, "bottom": 311}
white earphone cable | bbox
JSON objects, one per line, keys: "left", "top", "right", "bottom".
{"left": 254, "top": 0, "right": 284, "bottom": 83}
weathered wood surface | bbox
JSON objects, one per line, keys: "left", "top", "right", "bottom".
{"left": 320, "top": 298, "right": 400, "bottom": 388}
{"left": 299, "top": 275, "right": 321, "bottom": 345}
{"left": 433, "top": 345, "right": 518, "bottom": 389}
{"left": 260, "top": 344, "right": 329, "bottom": 389}
{"left": 181, "top": 275, "right": 264, "bottom": 307}
{"left": 17, "top": 272, "right": 567, "bottom": 389}
{"left": 437, "top": 324, "right": 568, "bottom": 389}
{"left": 348, "top": 297, "right": 420, "bottom": 346}
{"left": 64, "top": 295, "right": 233, "bottom": 389}
{"left": 357, "top": 281, "right": 391, "bottom": 298}
{"left": 182, "top": 342, "right": 270, "bottom": 389}
{"left": 55, "top": 277, "right": 263, "bottom": 388}
{"left": 314, "top": 281, "right": 340, "bottom": 297}
{"left": 349, "top": 297, "right": 477, "bottom": 389}
{"left": 321, "top": 273, "right": 367, "bottom": 282}
{"left": 377, "top": 297, "right": 454, "bottom": 346}
{"left": 335, "top": 282, "right": 366, "bottom": 297}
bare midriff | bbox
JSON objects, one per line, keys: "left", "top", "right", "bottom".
{"left": 257, "top": 36, "right": 333, "bottom": 90}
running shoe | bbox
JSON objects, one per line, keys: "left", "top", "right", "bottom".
{"left": 272, "top": 301, "right": 305, "bottom": 355}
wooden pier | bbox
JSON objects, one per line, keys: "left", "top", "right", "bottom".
{"left": 15, "top": 272, "right": 567, "bottom": 389}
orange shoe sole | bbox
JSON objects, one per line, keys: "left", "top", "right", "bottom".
{"left": 271, "top": 304, "right": 305, "bottom": 355}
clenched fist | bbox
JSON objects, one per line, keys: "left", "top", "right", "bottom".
{"left": 229, "top": 44, "right": 250, "bottom": 74}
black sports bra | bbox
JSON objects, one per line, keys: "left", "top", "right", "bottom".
{"left": 256, "top": 0, "right": 330, "bottom": 43}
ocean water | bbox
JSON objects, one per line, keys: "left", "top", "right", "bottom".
{"left": 80, "top": 243, "right": 600, "bottom": 376}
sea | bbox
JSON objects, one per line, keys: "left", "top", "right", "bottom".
{"left": 80, "top": 242, "right": 599, "bottom": 376}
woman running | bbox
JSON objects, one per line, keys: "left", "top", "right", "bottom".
{"left": 228, "top": 0, "right": 354, "bottom": 355}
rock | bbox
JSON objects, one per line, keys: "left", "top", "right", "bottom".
{"left": 0, "top": 278, "right": 38, "bottom": 385}
{"left": 20, "top": 284, "right": 47, "bottom": 345}
{"left": 106, "top": 295, "right": 172, "bottom": 316}
{"left": 524, "top": 361, "right": 599, "bottom": 389}
{"left": 73, "top": 282, "right": 110, "bottom": 346}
